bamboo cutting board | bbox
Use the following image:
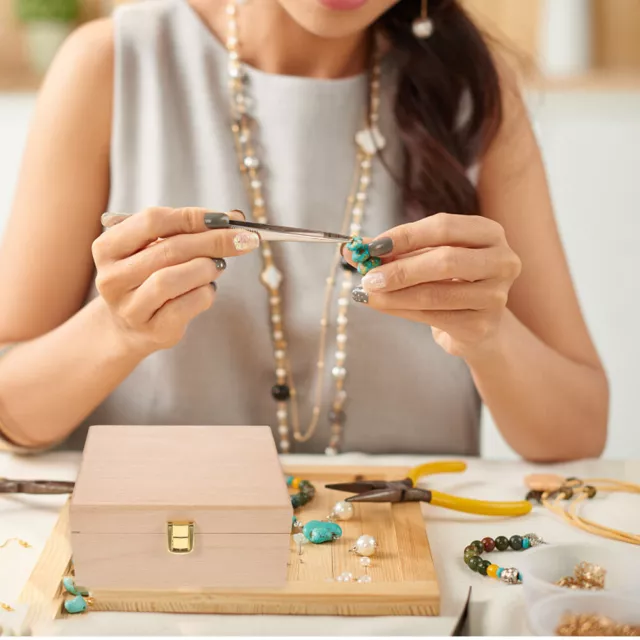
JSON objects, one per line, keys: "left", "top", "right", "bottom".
{"left": 19, "top": 465, "right": 440, "bottom": 626}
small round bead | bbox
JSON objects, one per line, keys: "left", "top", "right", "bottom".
{"left": 277, "top": 425, "right": 288, "bottom": 436}
{"left": 277, "top": 409, "right": 287, "bottom": 420}
{"left": 478, "top": 559, "right": 491, "bottom": 576}
{"left": 494, "top": 536, "right": 510, "bottom": 551}
{"left": 487, "top": 564, "right": 499, "bottom": 578}
{"left": 275, "top": 368, "right": 287, "bottom": 379}
{"left": 328, "top": 409, "right": 346, "bottom": 425}
{"left": 360, "top": 557, "right": 371, "bottom": 567}
{"left": 482, "top": 537, "right": 496, "bottom": 552}
{"left": 325, "top": 447, "right": 338, "bottom": 456}
{"left": 509, "top": 535, "right": 523, "bottom": 551}
{"left": 464, "top": 547, "right": 478, "bottom": 563}
{"left": 337, "top": 572, "right": 354, "bottom": 583}
{"left": 522, "top": 537, "right": 530, "bottom": 550}
{"left": 331, "top": 501, "right": 354, "bottom": 521}
{"left": 354, "top": 534, "right": 377, "bottom": 557}
{"left": 357, "top": 575, "right": 372, "bottom": 584}
{"left": 332, "top": 366, "right": 347, "bottom": 380}
{"left": 280, "top": 440, "right": 290, "bottom": 452}
{"left": 468, "top": 556, "right": 482, "bottom": 573}
{"left": 271, "top": 384, "right": 290, "bottom": 401}
{"left": 470, "top": 540, "right": 484, "bottom": 554}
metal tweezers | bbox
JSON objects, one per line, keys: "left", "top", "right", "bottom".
{"left": 101, "top": 212, "right": 351, "bottom": 244}
{"left": 0, "top": 477, "right": 75, "bottom": 495}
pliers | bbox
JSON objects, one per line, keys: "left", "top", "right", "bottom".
{"left": 325, "top": 461, "right": 532, "bottom": 517}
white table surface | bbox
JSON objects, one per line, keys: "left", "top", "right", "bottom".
{"left": 0, "top": 451, "right": 638, "bottom": 636}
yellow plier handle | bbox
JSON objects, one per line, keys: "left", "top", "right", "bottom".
{"left": 406, "top": 461, "right": 532, "bottom": 517}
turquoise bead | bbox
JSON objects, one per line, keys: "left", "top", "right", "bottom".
{"left": 286, "top": 476, "right": 294, "bottom": 487}
{"left": 497, "top": 568, "right": 504, "bottom": 578}
{"left": 522, "top": 537, "right": 530, "bottom": 549}
{"left": 64, "top": 595, "right": 88, "bottom": 614}
{"left": 302, "top": 520, "right": 342, "bottom": 544}
{"left": 62, "top": 577, "right": 88, "bottom": 597}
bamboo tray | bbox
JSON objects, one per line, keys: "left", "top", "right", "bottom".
{"left": 19, "top": 465, "right": 440, "bottom": 627}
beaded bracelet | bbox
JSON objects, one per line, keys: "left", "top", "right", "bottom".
{"left": 286, "top": 475, "right": 316, "bottom": 509}
{"left": 463, "top": 533, "right": 544, "bottom": 584}
{"left": 346, "top": 236, "right": 382, "bottom": 276}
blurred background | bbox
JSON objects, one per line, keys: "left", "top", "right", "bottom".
{"left": 0, "top": 0, "right": 638, "bottom": 460}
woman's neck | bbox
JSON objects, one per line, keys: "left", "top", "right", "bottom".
{"left": 190, "top": 0, "right": 369, "bottom": 78}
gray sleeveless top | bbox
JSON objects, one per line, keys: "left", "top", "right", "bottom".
{"left": 73, "top": 0, "right": 481, "bottom": 454}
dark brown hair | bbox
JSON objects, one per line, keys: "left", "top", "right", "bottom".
{"left": 379, "top": 0, "right": 503, "bottom": 220}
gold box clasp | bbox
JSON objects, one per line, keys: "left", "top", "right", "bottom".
{"left": 167, "top": 522, "right": 194, "bottom": 554}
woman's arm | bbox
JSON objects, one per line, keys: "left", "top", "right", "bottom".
{"left": 0, "top": 20, "right": 142, "bottom": 449}
{"left": 466, "top": 70, "right": 608, "bottom": 461}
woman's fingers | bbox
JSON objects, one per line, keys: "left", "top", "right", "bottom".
{"left": 356, "top": 281, "right": 506, "bottom": 312}
{"left": 123, "top": 257, "right": 222, "bottom": 325}
{"left": 149, "top": 284, "right": 217, "bottom": 338}
{"left": 370, "top": 213, "right": 505, "bottom": 258}
{"left": 361, "top": 246, "right": 513, "bottom": 293}
{"left": 92, "top": 207, "right": 246, "bottom": 264}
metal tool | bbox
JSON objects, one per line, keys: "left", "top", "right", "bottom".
{"left": 325, "top": 461, "right": 533, "bottom": 517}
{"left": 0, "top": 477, "right": 75, "bottom": 495}
{"left": 101, "top": 211, "right": 352, "bottom": 244}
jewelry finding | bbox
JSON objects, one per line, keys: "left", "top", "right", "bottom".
{"left": 556, "top": 613, "right": 640, "bottom": 637}
{"left": 0, "top": 602, "right": 14, "bottom": 612}
{"left": 330, "top": 500, "right": 354, "bottom": 521}
{"left": 61, "top": 577, "right": 93, "bottom": 614}
{"left": 0, "top": 538, "right": 31, "bottom": 550}
{"left": 556, "top": 561, "right": 606, "bottom": 590}
{"left": 351, "top": 534, "right": 378, "bottom": 557}
{"left": 412, "top": 0, "right": 434, "bottom": 39}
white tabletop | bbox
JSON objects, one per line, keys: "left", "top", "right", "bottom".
{"left": 1, "top": 451, "right": 638, "bottom": 636}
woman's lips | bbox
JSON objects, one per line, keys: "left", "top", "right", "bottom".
{"left": 317, "top": 0, "right": 368, "bottom": 11}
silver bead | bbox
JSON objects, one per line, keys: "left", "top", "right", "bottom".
{"left": 331, "top": 501, "right": 355, "bottom": 521}
{"left": 412, "top": 17, "right": 434, "bottom": 39}
{"left": 332, "top": 366, "right": 346, "bottom": 380}
{"left": 353, "top": 534, "right": 377, "bottom": 557}
{"left": 524, "top": 533, "right": 544, "bottom": 547}
{"left": 500, "top": 567, "right": 520, "bottom": 584}
{"left": 357, "top": 575, "right": 372, "bottom": 583}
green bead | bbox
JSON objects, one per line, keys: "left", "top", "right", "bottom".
{"left": 509, "top": 535, "right": 523, "bottom": 551}
{"left": 302, "top": 520, "right": 342, "bottom": 544}
{"left": 494, "top": 536, "right": 510, "bottom": 551}
{"left": 464, "top": 547, "right": 478, "bottom": 562}
{"left": 478, "top": 559, "right": 491, "bottom": 576}
{"left": 468, "top": 555, "right": 482, "bottom": 572}
{"left": 470, "top": 540, "right": 484, "bottom": 554}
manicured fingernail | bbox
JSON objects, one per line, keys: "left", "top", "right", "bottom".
{"left": 210, "top": 281, "right": 218, "bottom": 292}
{"left": 233, "top": 232, "right": 260, "bottom": 252}
{"left": 204, "top": 212, "right": 230, "bottom": 229}
{"left": 368, "top": 237, "right": 393, "bottom": 258}
{"left": 229, "top": 209, "right": 246, "bottom": 221}
{"left": 352, "top": 287, "right": 369, "bottom": 304}
{"left": 362, "top": 271, "right": 386, "bottom": 291}
{"left": 213, "top": 258, "right": 227, "bottom": 271}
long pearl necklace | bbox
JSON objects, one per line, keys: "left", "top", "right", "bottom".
{"left": 225, "top": 0, "right": 383, "bottom": 455}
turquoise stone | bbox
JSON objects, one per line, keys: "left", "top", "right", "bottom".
{"left": 64, "top": 595, "right": 88, "bottom": 614}
{"left": 302, "top": 520, "right": 342, "bottom": 544}
{"left": 62, "top": 577, "right": 88, "bottom": 597}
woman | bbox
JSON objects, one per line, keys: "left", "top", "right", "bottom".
{"left": 0, "top": 0, "right": 607, "bottom": 459}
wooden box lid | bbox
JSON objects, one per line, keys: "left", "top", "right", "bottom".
{"left": 70, "top": 425, "right": 292, "bottom": 535}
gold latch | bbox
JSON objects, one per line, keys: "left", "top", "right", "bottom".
{"left": 167, "top": 522, "right": 194, "bottom": 554}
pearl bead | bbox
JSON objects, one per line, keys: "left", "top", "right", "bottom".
{"left": 263, "top": 249, "right": 272, "bottom": 258}
{"left": 275, "top": 350, "right": 285, "bottom": 360}
{"left": 276, "top": 368, "right": 287, "bottom": 379}
{"left": 274, "top": 331, "right": 283, "bottom": 340}
{"left": 270, "top": 297, "right": 280, "bottom": 306}
{"left": 280, "top": 440, "right": 290, "bottom": 452}
{"left": 271, "top": 314, "right": 281, "bottom": 323}
{"left": 331, "top": 501, "right": 355, "bottom": 521}
{"left": 337, "top": 572, "right": 354, "bottom": 582}
{"left": 335, "top": 350, "right": 346, "bottom": 362}
{"left": 356, "top": 192, "right": 366, "bottom": 202}
{"left": 357, "top": 575, "right": 372, "bottom": 583}
{"left": 277, "top": 409, "right": 287, "bottom": 420}
{"left": 257, "top": 217, "right": 267, "bottom": 224}
{"left": 251, "top": 179, "right": 262, "bottom": 189}
{"left": 338, "top": 298, "right": 349, "bottom": 307}
{"left": 353, "top": 534, "right": 377, "bottom": 557}
{"left": 254, "top": 197, "right": 265, "bottom": 207}
{"left": 361, "top": 159, "right": 371, "bottom": 169}
{"left": 360, "top": 557, "right": 371, "bottom": 567}
{"left": 337, "top": 334, "right": 347, "bottom": 346}
{"left": 352, "top": 207, "right": 363, "bottom": 217}
{"left": 277, "top": 425, "right": 288, "bottom": 435}
{"left": 332, "top": 366, "right": 346, "bottom": 380}
{"left": 337, "top": 316, "right": 348, "bottom": 326}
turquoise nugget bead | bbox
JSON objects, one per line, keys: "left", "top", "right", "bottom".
{"left": 302, "top": 520, "right": 343, "bottom": 544}
{"left": 351, "top": 247, "right": 370, "bottom": 263}
{"left": 62, "top": 577, "right": 89, "bottom": 597}
{"left": 64, "top": 595, "right": 88, "bottom": 614}
{"left": 522, "top": 538, "right": 530, "bottom": 549}
{"left": 497, "top": 568, "right": 504, "bottom": 578}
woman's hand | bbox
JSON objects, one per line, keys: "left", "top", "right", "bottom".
{"left": 92, "top": 207, "right": 258, "bottom": 356}
{"left": 346, "top": 213, "right": 522, "bottom": 359}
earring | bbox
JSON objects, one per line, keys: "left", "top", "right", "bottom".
{"left": 412, "top": 0, "right": 434, "bottom": 39}
{"left": 61, "top": 577, "right": 93, "bottom": 614}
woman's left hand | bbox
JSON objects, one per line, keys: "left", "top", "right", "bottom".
{"left": 345, "top": 213, "right": 522, "bottom": 359}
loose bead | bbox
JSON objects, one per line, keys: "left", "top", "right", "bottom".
{"left": 482, "top": 537, "right": 496, "bottom": 552}
{"left": 494, "top": 536, "right": 510, "bottom": 551}
{"left": 509, "top": 535, "right": 523, "bottom": 551}
{"left": 487, "top": 564, "right": 499, "bottom": 578}
{"left": 271, "top": 384, "right": 290, "bottom": 401}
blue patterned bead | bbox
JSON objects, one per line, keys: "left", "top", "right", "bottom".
{"left": 351, "top": 246, "right": 370, "bottom": 263}
{"left": 346, "top": 236, "right": 364, "bottom": 250}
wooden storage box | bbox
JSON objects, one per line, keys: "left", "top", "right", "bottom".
{"left": 69, "top": 425, "right": 292, "bottom": 591}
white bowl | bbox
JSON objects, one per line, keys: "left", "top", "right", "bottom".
{"left": 528, "top": 592, "right": 640, "bottom": 636}
{"left": 517, "top": 542, "right": 640, "bottom": 621}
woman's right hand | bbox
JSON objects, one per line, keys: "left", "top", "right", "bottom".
{"left": 92, "top": 207, "right": 258, "bottom": 356}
